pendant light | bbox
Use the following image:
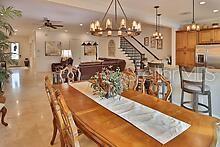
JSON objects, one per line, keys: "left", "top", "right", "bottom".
{"left": 187, "top": 0, "right": 200, "bottom": 31}
{"left": 153, "top": 6, "right": 163, "bottom": 40}
{"left": 90, "top": 0, "right": 141, "bottom": 37}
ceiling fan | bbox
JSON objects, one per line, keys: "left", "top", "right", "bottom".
{"left": 40, "top": 18, "right": 64, "bottom": 29}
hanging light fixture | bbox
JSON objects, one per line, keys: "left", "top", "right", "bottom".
{"left": 187, "top": 0, "right": 200, "bottom": 31}
{"left": 90, "top": 0, "right": 141, "bottom": 37}
{"left": 153, "top": 6, "right": 163, "bottom": 40}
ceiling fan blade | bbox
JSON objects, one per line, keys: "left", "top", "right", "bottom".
{"left": 50, "top": 25, "right": 57, "bottom": 29}
{"left": 52, "top": 24, "right": 63, "bottom": 27}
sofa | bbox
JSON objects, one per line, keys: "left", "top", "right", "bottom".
{"left": 79, "top": 58, "right": 126, "bottom": 80}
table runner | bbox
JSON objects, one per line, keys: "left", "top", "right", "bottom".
{"left": 70, "top": 81, "right": 191, "bottom": 144}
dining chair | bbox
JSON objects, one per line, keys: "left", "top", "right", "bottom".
{"left": 55, "top": 90, "right": 80, "bottom": 147}
{"left": 179, "top": 66, "right": 212, "bottom": 116}
{"left": 122, "top": 68, "right": 137, "bottom": 91}
{"left": 0, "top": 95, "right": 8, "bottom": 126}
{"left": 45, "top": 76, "right": 59, "bottom": 145}
{"left": 60, "top": 66, "right": 81, "bottom": 84}
{"left": 134, "top": 68, "right": 151, "bottom": 94}
{"left": 148, "top": 71, "right": 172, "bottom": 102}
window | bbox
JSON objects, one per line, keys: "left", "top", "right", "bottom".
{"left": 11, "top": 42, "right": 19, "bottom": 60}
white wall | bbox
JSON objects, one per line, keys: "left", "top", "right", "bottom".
{"left": 29, "top": 22, "right": 172, "bottom": 72}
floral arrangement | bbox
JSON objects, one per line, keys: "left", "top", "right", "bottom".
{"left": 90, "top": 67, "right": 123, "bottom": 98}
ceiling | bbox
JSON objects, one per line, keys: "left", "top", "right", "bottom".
{"left": 1, "top": 0, "right": 220, "bottom": 36}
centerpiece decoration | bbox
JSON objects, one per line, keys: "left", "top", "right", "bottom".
{"left": 90, "top": 67, "right": 123, "bottom": 99}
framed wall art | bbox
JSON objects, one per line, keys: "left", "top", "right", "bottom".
{"left": 150, "top": 36, "right": 156, "bottom": 48}
{"left": 84, "top": 45, "right": 96, "bottom": 56}
{"left": 45, "top": 41, "right": 61, "bottom": 56}
{"left": 157, "top": 39, "right": 163, "bottom": 49}
{"left": 144, "top": 37, "right": 149, "bottom": 46}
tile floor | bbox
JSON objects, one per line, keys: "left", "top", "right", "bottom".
{"left": 0, "top": 67, "right": 97, "bottom": 147}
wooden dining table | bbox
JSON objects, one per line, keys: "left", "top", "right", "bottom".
{"left": 55, "top": 83, "right": 219, "bottom": 147}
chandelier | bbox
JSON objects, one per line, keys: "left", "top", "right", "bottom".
{"left": 187, "top": 0, "right": 200, "bottom": 31}
{"left": 90, "top": 0, "right": 141, "bottom": 37}
{"left": 153, "top": 6, "right": 163, "bottom": 40}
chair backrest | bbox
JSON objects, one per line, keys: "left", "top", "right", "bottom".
{"left": 55, "top": 90, "right": 80, "bottom": 147}
{"left": 148, "top": 71, "right": 172, "bottom": 101}
{"left": 45, "top": 76, "right": 54, "bottom": 104}
{"left": 148, "top": 62, "right": 164, "bottom": 75}
{"left": 122, "top": 68, "right": 137, "bottom": 90}
{"left": 179, "top": 66, "right": 206, "bottom": 93}
{"left": 60, "top": 66, "right": 81, "bottom": 84}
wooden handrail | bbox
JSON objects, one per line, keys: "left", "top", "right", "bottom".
{"left": 131, "top": 36, "right": 161, "bottom": 60}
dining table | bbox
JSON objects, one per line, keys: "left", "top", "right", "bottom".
{"left": 54, "top": 82, "right": 219, "bottom": 147}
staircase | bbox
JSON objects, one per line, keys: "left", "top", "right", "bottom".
{"left": 120, "top": 37, "right": 145, "bottom": 69}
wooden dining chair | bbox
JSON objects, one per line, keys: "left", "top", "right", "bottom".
{"left": 0, "top": 95, "right": 8, "bottom": 126}
{"left": 122, "top": 68, "right": 137, "bottom": 91}
{"left": 148, "top": 71, "right": 172, "bottom": 102}
{"left": 45, "top": 76, "right": 59, "bottom": 145}
{"left": 55, "top": 90, "right": 80, "bottom": 147}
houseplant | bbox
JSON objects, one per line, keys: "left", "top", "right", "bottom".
{"left": 90, "top": 67, "right": 123, "bottom": 99}
{"left": 0, "top": 6, "right": 22, "bottom": 92}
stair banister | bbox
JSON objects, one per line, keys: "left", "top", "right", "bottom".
{"left": 131, "top": 36, "right": 161, "bottom": 60}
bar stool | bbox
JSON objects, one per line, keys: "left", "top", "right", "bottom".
{"left": 179, "top": 66, "right": 212, "bottom": 116}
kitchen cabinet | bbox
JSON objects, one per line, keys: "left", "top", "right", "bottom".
{"left": 198, "top": 28, "right": 220, "bottom": 44}
{"left": 214, "top": 28, "right": 220, "bottom": 43}
{"left": 176, "top": 31, "right": 197, "bottom": 66}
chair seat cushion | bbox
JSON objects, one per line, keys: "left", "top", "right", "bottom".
{"left": 0, "top": 103, "right": 5, "bottom": 110}
{"left": 184, "top": 83, "right": 210, "bottom": 92}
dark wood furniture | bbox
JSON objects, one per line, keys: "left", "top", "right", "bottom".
{"left": 55, "top": 83, "right": 219, "bottom": 147}
{"left": 179, "top": 66, "right": 212, "bottom": 116}
{"left": 0, "top": 95, "right": 8, "bottom": 126}
{"left": 79, "top": 58, "right": 126, "bottom": 80}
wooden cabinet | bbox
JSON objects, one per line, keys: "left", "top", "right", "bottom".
{"left": 198, "top": 30, "right": 214, "bottom": 44}
{"left": 176, "top": 31, "right": 197, "bottom": 66}
{"left": 214, "top": 28, "right": 220, "bottom": 43}
{"left": 198, "top": 28, "right": 220, "bottom": 44}
{"left": 176, "top": 31, "right": 187, "bottom": 49}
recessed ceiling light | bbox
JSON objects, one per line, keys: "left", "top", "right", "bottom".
{"left": 14, "top": 33, "right": 17, "bottom": 35}
{"left": 14, "top": 29, "right": 18, "bottom": 32}
{"left": 199, "top": 1, "right": 206, "bottom": 5}
{"left": 64, "top": 29, "right": 68, "bottom": 32}
{"left": 80, "top": 23, "right": 83, "bottom": 26}
{"left": 38, "top": 27, "right": 42, "bottom": 30}
{"left": 213, "top": 9, "right": 219, "bottom": 13}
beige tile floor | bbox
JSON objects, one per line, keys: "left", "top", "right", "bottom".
{"left": 0, "top": 67, "right": 97, "bottom": 147}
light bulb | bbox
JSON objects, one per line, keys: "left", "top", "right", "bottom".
{"left": 90, "top": 23, "right": 95, "bottom": 31}
{"left": 106, "top": 19, "right": 112, "bottom": 29}
{"left": 95, "top": 21, "right": 100, "bottom": 29}
{"left": 132, "top": 21, "right": 137, "bottom": 30}
{"left": 107, "top": 30, "right": 112, "bottom": 36}
{"left": 187, "top": 26, "right": 190, "bottom": 31}
{"left": 137, "top": 23, "right": 141, "bottom": 31}
{"left": 118, "top": 30, "right": 122, "bottom": 36}
{"left": 120, "top": 19, "right": 126, "bottom": 28}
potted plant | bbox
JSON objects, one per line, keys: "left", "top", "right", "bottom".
{"left": 90, "top": 67, "right": 123, "bottom": 99}
{"left": 0, "top": 6, "right": 22, "bottom": 93}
